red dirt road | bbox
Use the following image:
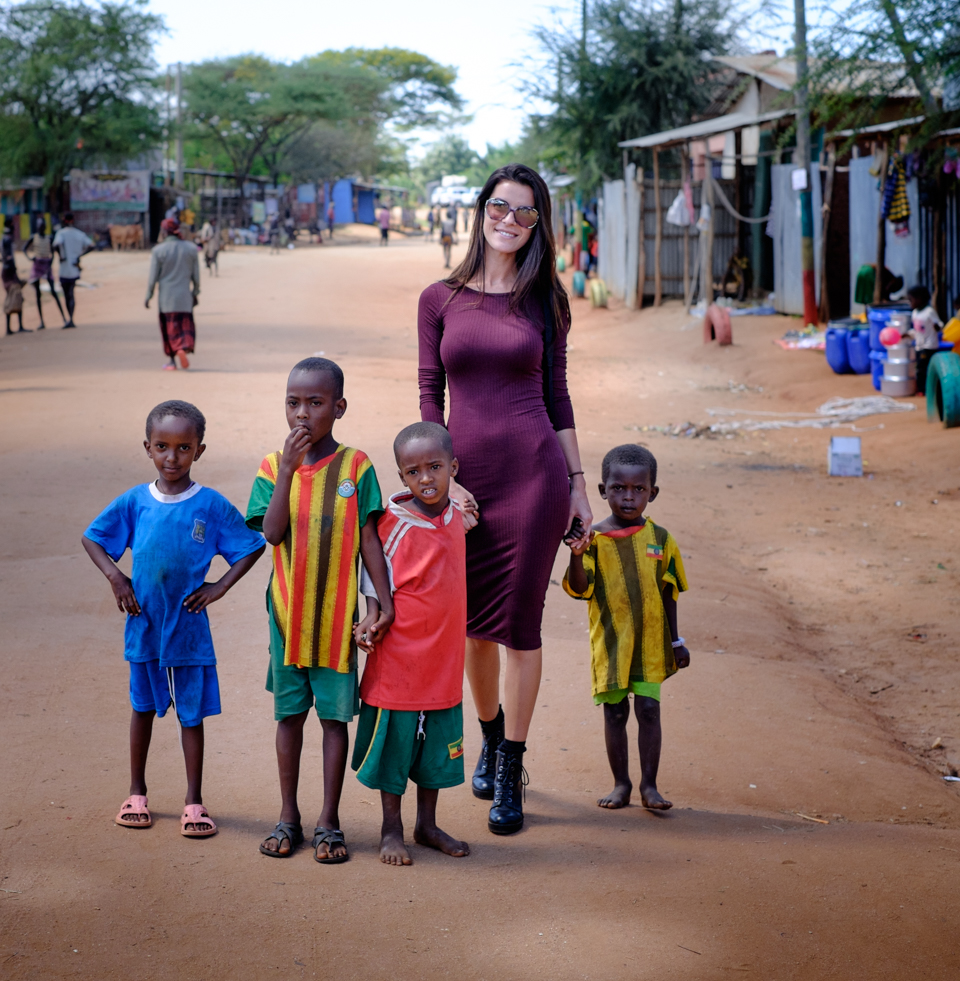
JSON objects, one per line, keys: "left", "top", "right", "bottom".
{"left": 1, "top": 236, "right": 959, "bottom": 980}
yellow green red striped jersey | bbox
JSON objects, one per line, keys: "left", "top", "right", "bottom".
{"left": 245, "top": 445, "right": 383, "bottom": 671}
{"left": 562, "top": 520, "right": 687, "bottom": 696}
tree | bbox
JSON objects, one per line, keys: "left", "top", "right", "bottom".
{"left": 309, "top": 47, "right": 464, "bottom": 128}
{"left": 525, "top": 0, "right": 737, "bottom": 187}
{"left": 183, "top": 56, "right": 377, "bottom": 198}
{"left": 417, "top": 134, "right": 481, "bottom": 184}
{"left": 0, "top": 0, "right": 163, "bottom": 192}
{"left": 809, "top": 0, "right": 960, "bottom": 142}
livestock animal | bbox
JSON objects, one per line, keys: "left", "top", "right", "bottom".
{"left": 108, "top": 224, "right": 144, "bottom": 250}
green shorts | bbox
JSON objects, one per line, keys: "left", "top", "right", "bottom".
{"left": 265, "top": 612, "right": 359, "bottom": 722}
{"left": 351, "top": 702, "right": 464, "bottom": 797}
{"left": 594, "top": 680, "right": 662, "bottom": 705}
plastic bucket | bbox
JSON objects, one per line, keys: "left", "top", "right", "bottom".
{"left": 825, "top": 328, "right": 851, "bottom": 373}
{"left": 846, "top": 329, "right": 871, "bottom": 374}
{"left": 867, "top": 304, "right": 911, "bottom": 351}
{"left": 869, "top": 349, "right": 887, "bottom": 391}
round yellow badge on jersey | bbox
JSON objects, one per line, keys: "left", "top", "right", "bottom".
{"left": 337, "top": 479, "right": 356, "bottom": 498}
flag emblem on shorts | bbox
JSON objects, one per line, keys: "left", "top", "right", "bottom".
{"left": 448, "top": 737, "right": 464, "bottom": 760}
{"left": 646, "top": 544, "right": 663, "bottom": 560}
{"left": 337, "top": 478, "right": 356, "bottom": 498}
{"left": 192, "top": 519, "right": 206, "bottom": 543}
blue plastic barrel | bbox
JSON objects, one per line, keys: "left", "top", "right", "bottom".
{"left": 846, "top": 329, "right": 871, "bottom": 374}
{"left": 825, "top": 328, "right": 851, "bottom": 373}
{"left": 867, "top": 304, "right": 910, "bottom": 350}
{"left": 869, "top": 349, "right": 887, "bottom": 391}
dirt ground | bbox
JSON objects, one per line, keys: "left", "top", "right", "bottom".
{"left": 1, "top": 233, "right": 959, "bottom": 981}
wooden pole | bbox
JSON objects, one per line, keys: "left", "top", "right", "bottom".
{"left": 701, "top": 156, "right": 716, "bottom": 305}
{"left": 818, "top": 146, "right": 836, "bottom": 324}
{"left": 872, "top": 140, "right": 888, "bottom": 305}
{"left": 653, "top": 148, "right": 663, "bottom": 307}
{"left": 638, "top": 170, "right": 646, "bottom": 304}
{"left": 681, "top": 146, "right": 691, "bottom": 311}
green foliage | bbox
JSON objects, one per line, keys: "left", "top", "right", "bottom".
{"left": 526, "top": 0, "right": 737, "bottom": 188}
{"left": 184, "top": 48, "right": 464, "bottom": 188}
{"left": 183, "top": 55, "right": 377, "bottom": 190}
{"left": 809, "top": 0, "right": 960, "bottom": 145}
{"left": 0, "top": 0, "right": 163, "bottom": 188}
{"left": 417, "top": 133, "right": 481, "bottom": 184}
{"left": 311, "top": 47, "right": 464, "bottom": 128}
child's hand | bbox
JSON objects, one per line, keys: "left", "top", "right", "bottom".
{"left": 183, "top": 581, "right": 227, "bottom": 613}
{"left": 674, "top": 645, "right": 691, "bottom": 669}
{"left": 569, "top": 530, "right": 595, "bottom": 556}
{"left": 354, "top": 610, "right": 380, "bottom": 654}
{"left": 367, "top": 604, "right": 395, "bottom": 643}
{"left": 280, "top": 425, "right": 313, "bottom": 473}
{"left": 109, "top": 572, "right": 141, "bottom": 616}
{"left": 460, "top": 499, "right": 479, "bottom": 531}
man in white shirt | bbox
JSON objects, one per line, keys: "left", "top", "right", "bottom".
{"left": 52, "top": 212, "right": 94, "bottom": 328}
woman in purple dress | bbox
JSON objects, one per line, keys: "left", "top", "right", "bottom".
{"left": 418, "top": 164, "right": 592, "bottom": 835}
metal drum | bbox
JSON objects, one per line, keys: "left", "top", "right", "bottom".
{"left": 882, "top": 340, "right": 917, "bottom": 395}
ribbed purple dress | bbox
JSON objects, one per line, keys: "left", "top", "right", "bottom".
{"left": 418, "top": 282, "right": 575, "bottom": 650}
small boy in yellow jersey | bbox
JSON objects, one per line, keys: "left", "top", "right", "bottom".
{"left": 246, "top": 357, "right": 394, "bottom": 863}
{"left": 563, "top": 444, "right": 689, "bottom": 811}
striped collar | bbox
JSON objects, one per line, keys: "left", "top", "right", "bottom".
{"left": 386, "top": 491, "right": 456, "bottom": 529}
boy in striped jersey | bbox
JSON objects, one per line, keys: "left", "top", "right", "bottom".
{"left": 563, "top": 445, "right": 689, "bottom": 812}
{"left": 246, "top": 358, "right": 394, "bottom": 863}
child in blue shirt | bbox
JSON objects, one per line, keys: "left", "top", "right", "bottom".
{"left": 83, "top": 400, "right": 264, "bottom": 837}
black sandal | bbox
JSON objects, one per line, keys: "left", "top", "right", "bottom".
{"left": 259, "top": 821, "right": 303, "bottom": 857}
{"left": 312, "top": 826, "right": 349, "bottom": 864}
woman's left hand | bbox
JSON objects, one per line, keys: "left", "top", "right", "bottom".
{"left": 566, "top": 476, "right": 593, "bottom": 550}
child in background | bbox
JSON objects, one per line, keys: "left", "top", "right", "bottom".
{"left": 352, "top": 421, "right": 473, "bottom": 866}
{"left": 247, "top": 357, "right": 394, "bottom": 864}
{"left": 941, "top": 295, "right": 960, "bottom": 354}
{"left": 82, "top": 400, "right": 265, "bottom": 836}
{"left": 907, "top": 284, "right": 942, "bottom": 394}
{"left": 563, "top": 445, "right": 689, "bottom": 812}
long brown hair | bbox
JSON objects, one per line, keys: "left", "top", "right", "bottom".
{"left": 444, "top": 164, "right": 570, "bottom": 332}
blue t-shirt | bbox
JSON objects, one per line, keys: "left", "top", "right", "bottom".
{"left": 84, "top": 482, "right": 264, "bottom": 667}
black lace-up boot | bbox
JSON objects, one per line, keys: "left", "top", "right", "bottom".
{"left": 471, "top": 706, "right": 504, "bottom": 800}
{"left": 488, "top": 739, "right": 527, "bottom": 835}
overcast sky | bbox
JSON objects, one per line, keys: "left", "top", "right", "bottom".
{"left": 146, "top": 0, "right": 800, "bottom": 158}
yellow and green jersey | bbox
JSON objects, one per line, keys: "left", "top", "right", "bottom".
{"left": 246, "top": 445, "right": 383, "bottom": 671}
{"left": 563, "top": 520, "right": 687, "bottom": 697}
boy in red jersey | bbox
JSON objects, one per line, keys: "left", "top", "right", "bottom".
{"left": 247, "top": 358, "right": 394, "bottom": 863}
{"left": 352, "top": 421, "right": 476, "bottom": 865}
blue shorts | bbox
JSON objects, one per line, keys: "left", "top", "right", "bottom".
{"left": 129, "top": 660, "right": 221, "bottom": 727}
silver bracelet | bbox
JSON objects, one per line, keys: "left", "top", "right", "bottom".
{"left": 671, "top": 637, "right": 686, "bottom": 648}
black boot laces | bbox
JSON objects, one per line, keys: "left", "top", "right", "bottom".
{"left": 493, "top": 753, "right": 529, "bottom": 805}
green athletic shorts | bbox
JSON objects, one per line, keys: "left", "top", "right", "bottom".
{"left": 594, "top": 680, "right": 662, "bottom": 705}
{"left": 351, "top": 702, "right": 464, "bottom": 797}
{"left": 265, "top": 612, "right": 359, "bottom": 722}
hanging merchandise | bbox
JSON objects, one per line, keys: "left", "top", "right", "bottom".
{"left": 683, "top": 181, "right": 695, "bottom": 224}
{"left": 696, "top": 203, "right": 711, "bottom": 231}
{"left": 665, "top": 192, "right": 691, "bottom": 226}
{"left": 883, "top": 156, "right": 910, "bottom": 237}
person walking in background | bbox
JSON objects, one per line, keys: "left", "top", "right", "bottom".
{"left": 2, "top": 222, "right": 27, "bottom": 334}
{"left": 418, "top": 164, "right": 592, "bottom": 836}
{"left": 24, "top": 216, "right": 67, "bottom": 330}
{"left": 327, "top": 201, "right": 335, "bottom": 240}
{"left": 145, "top": 217, "right": 200, "bottom": 371}
{"left": 427, "top": 207, "right": 436, "bottom": 240}
{"left": 439, "top": 212, "right": 457, "bottom": 269}
{"left": 462, "top": 206, "right": 469, "bottom": 234}
{"left": 379, "top": 205, "right": 390, "bottom": 246}
{"left": 52, "top": 212, "right": 94, "bottom": 329}
{"left": 197, "top": 218, "right": 219, "bottom": 277}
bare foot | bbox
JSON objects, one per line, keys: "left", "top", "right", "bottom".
{"left": 598, "top": 783, "right": 633, "bottom": 809}
{"left": 413, "top": 823, "right": 470, "bottom": 857}
{"left": 380, "top": 831, "right": 412, "bottom": 866}
{"left": 640, "top": 786, "right": 673, "bottom": 810}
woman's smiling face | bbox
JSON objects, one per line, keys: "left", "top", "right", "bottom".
{"left": 482, "top": 180, "right": 535, "bottom": 258}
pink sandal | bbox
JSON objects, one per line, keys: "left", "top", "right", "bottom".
{"left": 181, "top": 804, "right": 217, "bottom": 837}
{"left": 115, "top": 795, "right": 152, "bottom": 828}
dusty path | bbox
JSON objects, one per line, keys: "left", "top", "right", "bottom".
{"left": 1, "top": 238, "right": 958, "bottom": 980}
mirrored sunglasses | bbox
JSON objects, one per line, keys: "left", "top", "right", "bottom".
{"left": 485, "top": 198, "right": 539, "bottom": 229}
